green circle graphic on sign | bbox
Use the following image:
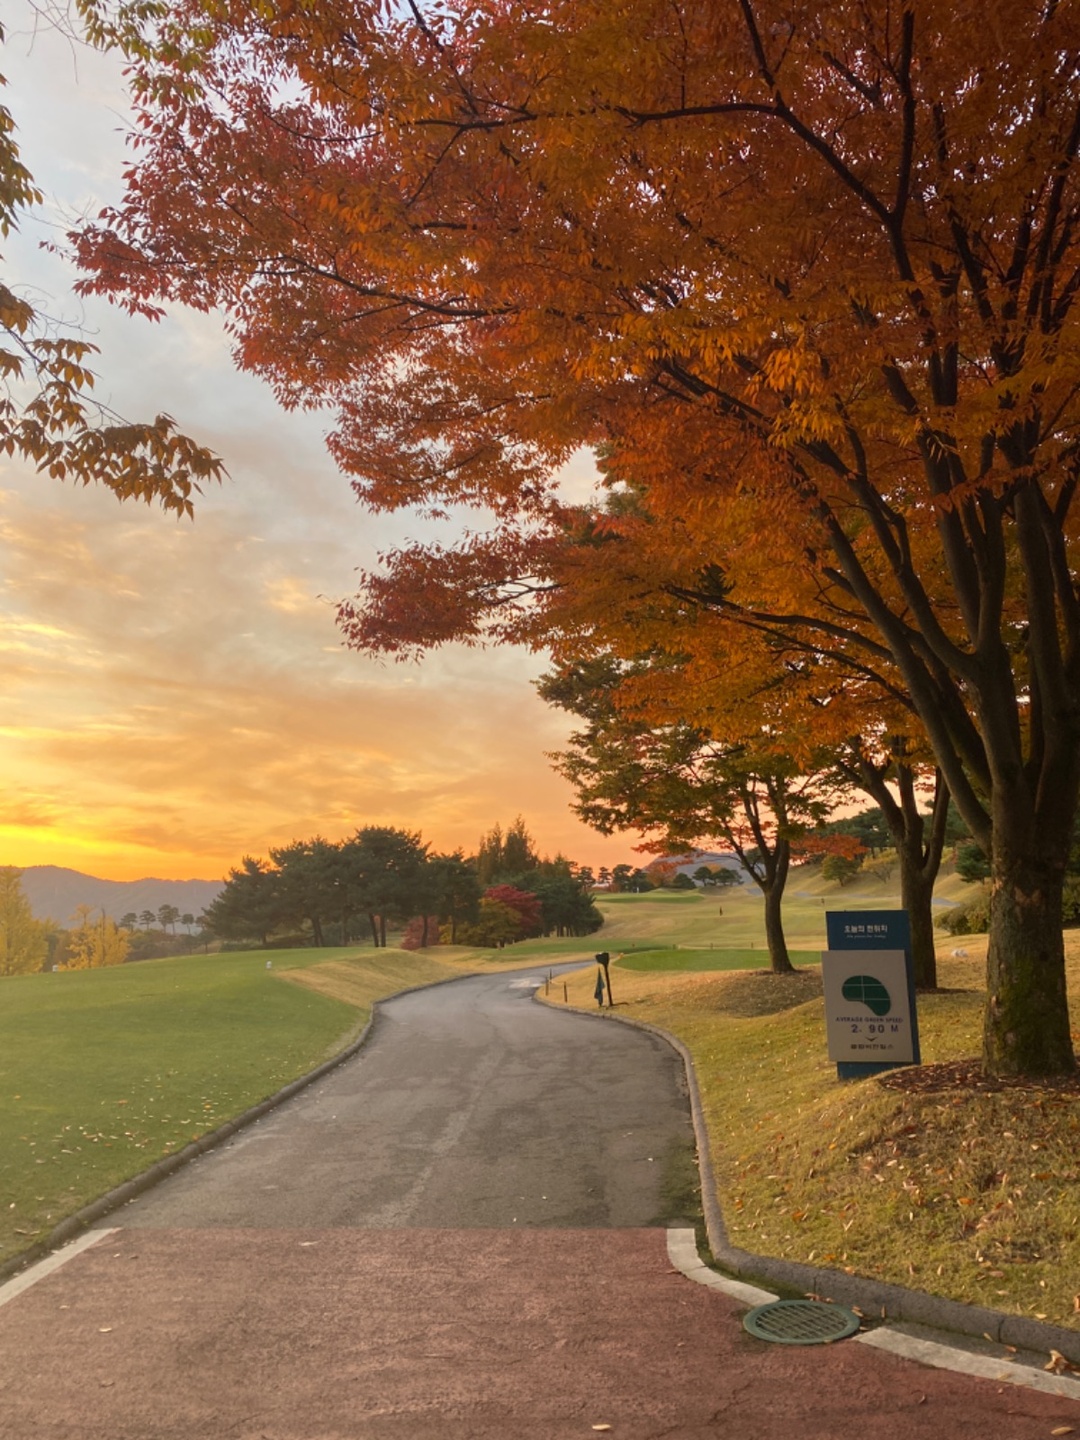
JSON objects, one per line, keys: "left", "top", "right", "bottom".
{"left": 841, "top": 974, "right": 892, "bottom": 1017}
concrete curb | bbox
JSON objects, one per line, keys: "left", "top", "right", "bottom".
{"left": 540, "top": 994, "right": 1080, "bottom": 1365}
{"left": 0, "top": 968, "right": 477, "bottom": 1288}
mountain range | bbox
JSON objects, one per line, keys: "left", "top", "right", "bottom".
{"left": 11, "top": 866, "right": 225, "bottom": 926}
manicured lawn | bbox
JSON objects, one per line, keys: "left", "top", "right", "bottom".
{"left": 0, "top": 945, "right": 461, "bottom": 1266}
{"left": 617, "top": 947, "right": 821, "bottom": 973}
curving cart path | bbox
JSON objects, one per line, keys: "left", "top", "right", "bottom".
{"left": 0, "top": 967, "right": 1076, "bottom": 1438}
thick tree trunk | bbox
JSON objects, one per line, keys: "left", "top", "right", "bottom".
{"left": 420, "top": 915, "right": 429, "bottom": 948}
{"left": 379, "top": 913, "right": 387, "bottom": 947}
{"left": 368, "top": 913, "right": 379, "bottom": 946}
{"left": 762, "top": 882, "right": 794, "bottom": 973}
{"left": 984, "top": 847, "right": 1074, "bottom": 1075}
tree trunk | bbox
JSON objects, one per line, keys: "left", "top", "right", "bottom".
{"left": 852, "top": 756, "right": 947, "bottom": 991}
{"left": 379, "top": 913, "right": 387, "bottom": 947}
{"left": 984, "top": 847, "right": 1074, "bottom": 1075}
{"left": 368, "top": 913, "right": 379, "bottom": 946}
{"left": 899, "top": 858, "right": 937, "bottom": 990}
{"left": 420, "top": 914, "right": 429, "bottom": 948}
{"left": 762, "top": 881, "right": 794, "bottom": 973}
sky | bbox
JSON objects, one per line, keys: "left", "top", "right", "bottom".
{"left": 0, "top": 15, "right": 639, "bottom": 882}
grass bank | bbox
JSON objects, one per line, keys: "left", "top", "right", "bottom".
{"left": 548, "top": 939, "right": 1080, "bottom": 1331}
{"left": 618, "top": 947, "right": 820, "bottom": 973}
{"left": 0, "top": 945, "right": 465, "bottom": 1266}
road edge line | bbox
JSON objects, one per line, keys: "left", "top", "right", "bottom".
{"left": 0, "top": 1228, "right": 119, "bottom": 1310}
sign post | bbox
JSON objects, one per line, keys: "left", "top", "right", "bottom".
{"left": 823, "top": 910, "right": 920, "bottom": 1081}
{"left": 595, "top": 951, "right": 613, "bottom": 1007}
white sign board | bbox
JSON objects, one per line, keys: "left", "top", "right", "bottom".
{"left": 821, "top": 949, "right": 916, "bottom": 1063}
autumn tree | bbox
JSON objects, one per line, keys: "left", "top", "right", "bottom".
{"left": 0, "top": 866, "right": 47, "bottom": 975}
{"left": 539, "top": 662, "right": 843, "bottom": 973}
{"left": 62, "top": 904, "right": 129, "bottom": 969}
{"left": 482, "top": 884, "right": 543, "bottom": 939}
{"left": 453, "top": 896, "right": 523, "bottom": 949}
{"left": 75, "top": 1, "right": 1080, "bottom": 1075}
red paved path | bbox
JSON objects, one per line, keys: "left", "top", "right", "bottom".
{"left": 0, "top": 1228, "right": 1076, "bottom": 1439}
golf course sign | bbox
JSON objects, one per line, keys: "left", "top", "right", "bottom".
{"left": 823, "top": 910, "right": 920, "bottom": 1080}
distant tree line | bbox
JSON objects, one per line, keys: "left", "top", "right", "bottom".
{"left": 201, "top": 818, "right": 602, "bottom": 951}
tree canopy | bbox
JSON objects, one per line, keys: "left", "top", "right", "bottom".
{"left": 73, "top": 0, "right": 1080, "bottom": 1073}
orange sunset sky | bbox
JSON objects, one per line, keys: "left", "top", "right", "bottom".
{"left": 0, "top": 19, "right": 639, "bottom": 883}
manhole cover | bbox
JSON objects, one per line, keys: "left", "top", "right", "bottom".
{"left": 743, "top": 1299, "right": 861, "bottom": 1345}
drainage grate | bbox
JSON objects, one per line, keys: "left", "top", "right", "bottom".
{"left": 742, "top": 1299, "right": 861, "bottom": 1345}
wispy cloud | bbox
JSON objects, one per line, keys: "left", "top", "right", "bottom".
{"left": 0, "top": 24, "right": 635, "bottom": 882}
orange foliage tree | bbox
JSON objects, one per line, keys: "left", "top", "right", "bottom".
{"left": 74, "top": 1, "right": 1080, "bottom": 1075}
{"left": 539, "top": 658, "right": 847, "bottom": 974}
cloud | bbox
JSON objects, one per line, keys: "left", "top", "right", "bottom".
{"left": 0, "top": 24, "right": 638, "bottom": 882}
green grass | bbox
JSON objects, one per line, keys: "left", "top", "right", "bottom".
{"left": 589, "top": 865, "right": 971, "bottom": 955}
{"left": 0, "top": 944, "right": 462, "bottom": 1266}
{"left": 617, "top": 947, "right": 821, "bottom": 972}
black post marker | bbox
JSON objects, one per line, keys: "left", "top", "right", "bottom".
{"left": 596, "top": 951, "right": 613, "bottom": 1007}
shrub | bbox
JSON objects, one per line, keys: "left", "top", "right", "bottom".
{"left": 956, "top": 841, "right": 991, "bottom": 882}
{"left": 936, "top": 887, "right": 991, "bottom": 935}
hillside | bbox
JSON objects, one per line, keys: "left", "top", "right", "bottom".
{"left": 12, "top": 866, "right": 224, "bottom": 926}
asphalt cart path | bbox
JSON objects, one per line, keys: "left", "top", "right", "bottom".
{"left": 0, "top": 967, "right": 1076, "bottom": 1438}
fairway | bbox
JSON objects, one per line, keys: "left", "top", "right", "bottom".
{"left": 617, "top": 947, "right": 821, "bottom": 972}
{"left": 0, "top": 945, "right": 461, "bottom": 1267}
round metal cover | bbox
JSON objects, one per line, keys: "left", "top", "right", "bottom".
{"left": 742, "top": 1299, "right": 861, "bottom": 1345}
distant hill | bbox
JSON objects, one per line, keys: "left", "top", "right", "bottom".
{"left": 11, "top": 866, "right": 225, "bottom": 926}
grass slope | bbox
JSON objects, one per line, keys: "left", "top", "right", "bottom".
{"left": 548, "top": 942, "right": 1080, "bottom": 1330}
{"left": 618, "top": 948, "right": 820, "bottom": 973}
{"left": 0, "top": 945, "right": 463, "bottom": 1266}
